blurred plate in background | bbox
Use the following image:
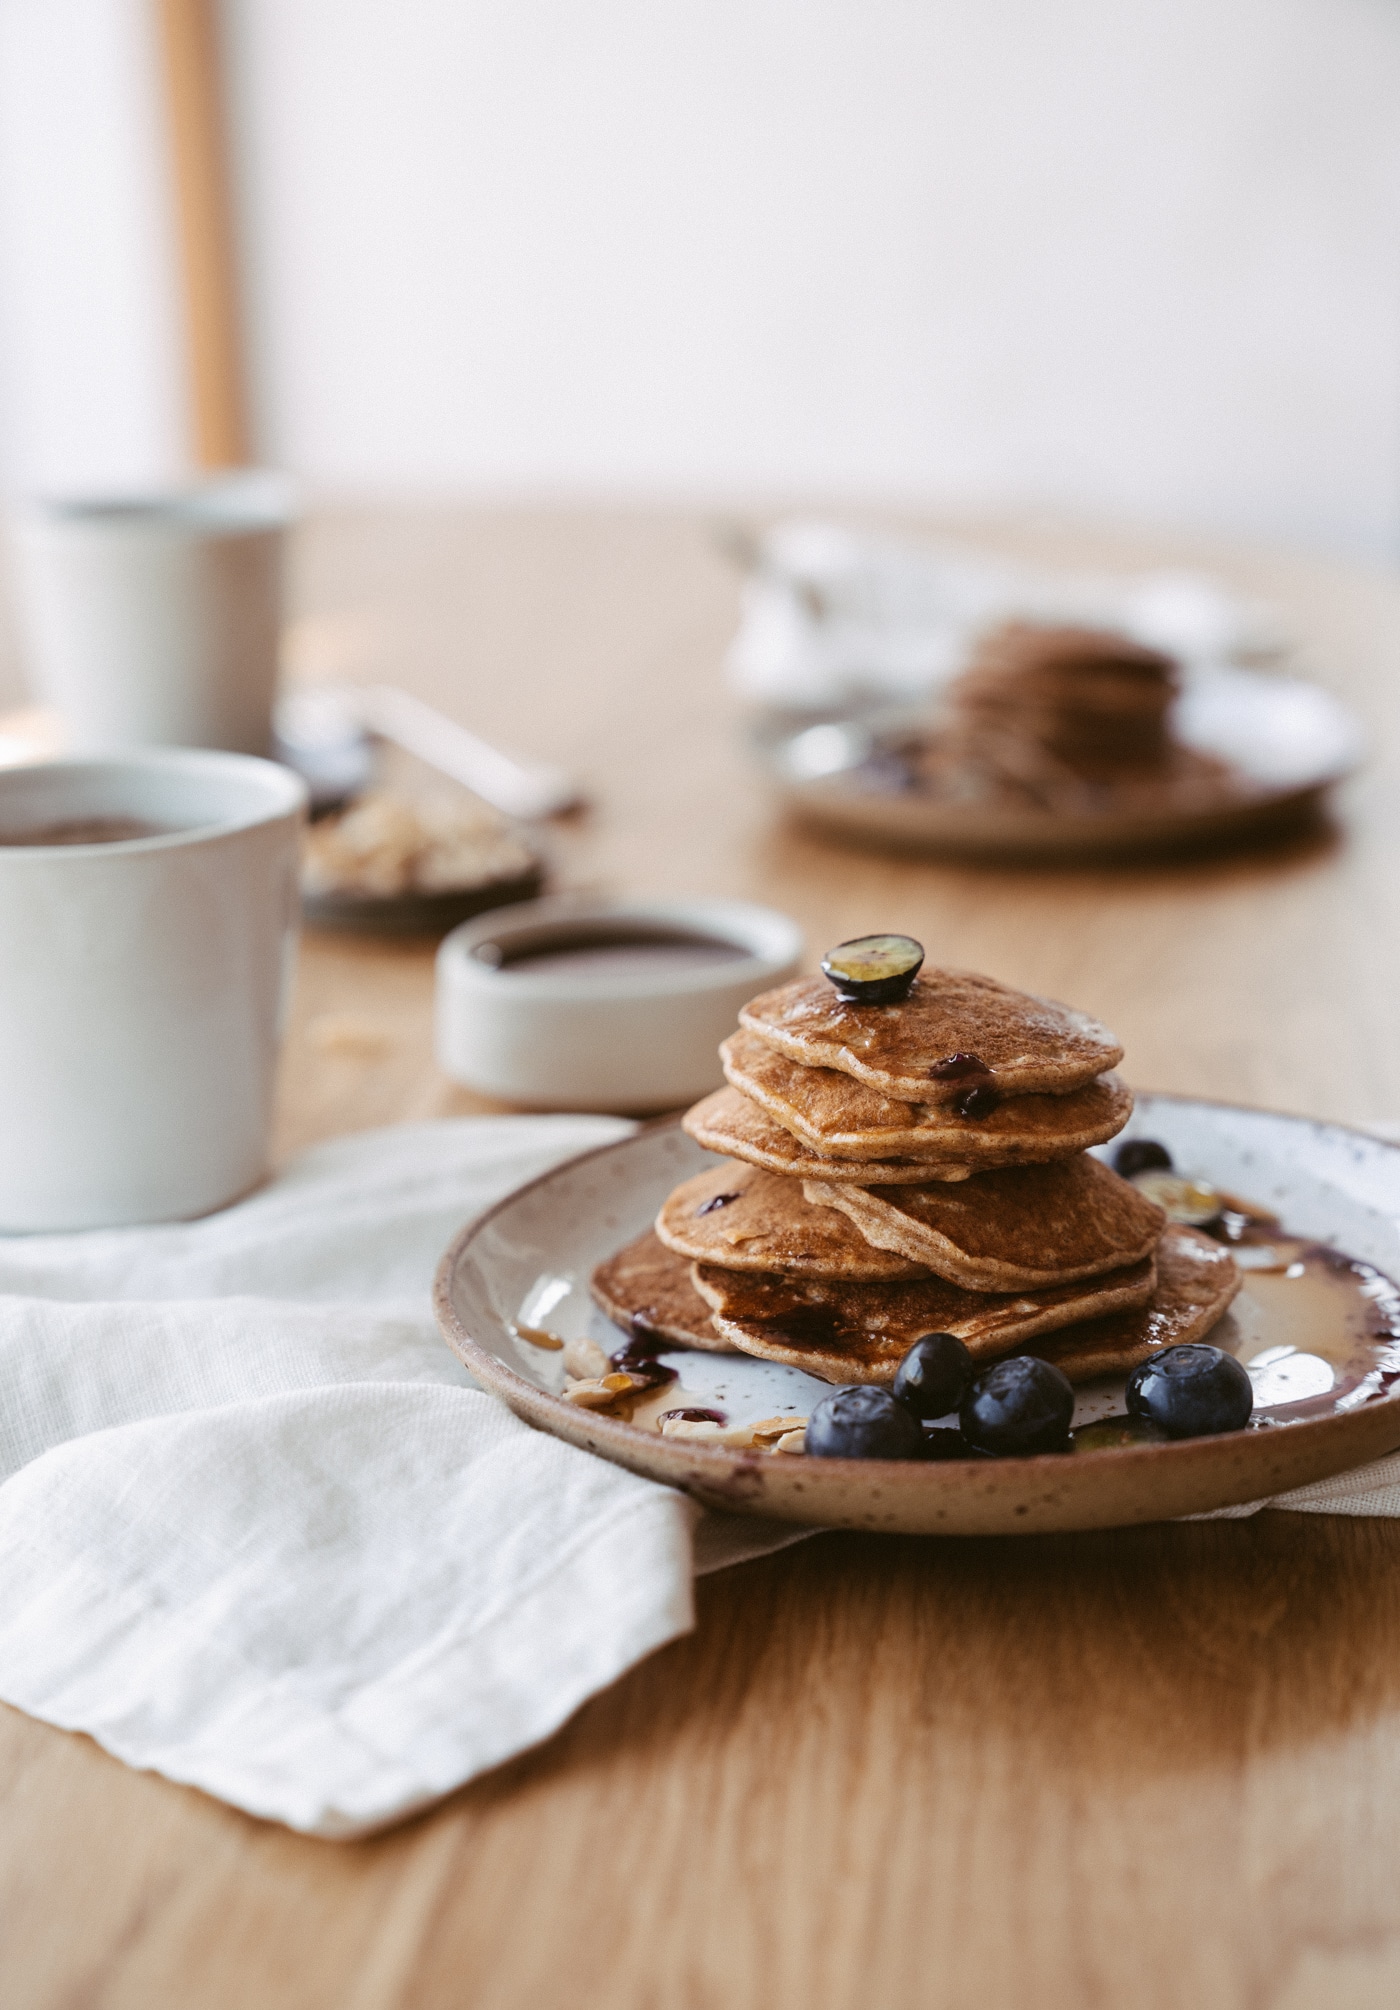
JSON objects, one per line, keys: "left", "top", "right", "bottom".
{"left": 765, "top": 668, "right": 1363, "bottom": 861}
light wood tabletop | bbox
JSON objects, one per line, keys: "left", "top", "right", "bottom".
{"left": 5, "top": 505, "right": 1400, "bottom": 2010}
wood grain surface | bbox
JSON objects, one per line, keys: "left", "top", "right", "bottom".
{"left": 5, "top": 506, "right": 1400, "bottom": 2010}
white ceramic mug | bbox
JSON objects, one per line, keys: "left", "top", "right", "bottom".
{"left": 0, "top": 750, "right": 306, "bottom": 1231}
{"left": 7, "top": 472, "right": 293, "bottom": 756}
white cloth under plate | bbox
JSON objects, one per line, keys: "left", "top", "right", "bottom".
{"left": 2, "top": 1115, "right": 1399, "bottom": 1839}
{"left": 0, "top": 1117, "right": 805, "bottom": 1839}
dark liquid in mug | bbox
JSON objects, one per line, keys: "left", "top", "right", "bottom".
{"left": 0, "top": 817, "right": 172, "bottom": 847}
{"left": 477, "top": 929, "right": 748, "bottom": 978}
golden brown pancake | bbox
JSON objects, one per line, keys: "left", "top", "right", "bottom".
{"left": 683, "top": 1087, "right": 977, "bottom": 1183}
{"left": 1029, "top": 1226, "right": 1240, "bottom": 1382}
{"left": 804, "top": 1154, "right": 1165, "bottom": 1291}
{"left": 691, "top": 1253, "right": 1157, "bottom": 1385}
{"left": 721, "top": 1028, "right": 1132, "bottom": 1165}
{"left": 740, "top": 967, "right": 1122, "bottom": 1105}
{"left": 589, "top": 1229, "right": 729, "bottom": 1350}
{"left": 656, "top": 1161, "right": 929, "bottom": 1280}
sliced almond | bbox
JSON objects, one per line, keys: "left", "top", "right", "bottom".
{"left": 563, "top": 1335, "right": 610, "bottom": 1378}
{"left": 772, "top": 1429, "right": 806, "bottom": 1455}
{"left": 562, "top": 1372, "right": 646, "bottom": 1411}
{"left": 659, "top": 1418, "right": 760, "bottom": 1448}
{"left": 749, "top": 1415, "right": 808, "bottom": 1444}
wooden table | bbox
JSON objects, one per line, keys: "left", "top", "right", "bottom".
{"left": 6, "top": 506, "right": 1400, "bottom": 2009}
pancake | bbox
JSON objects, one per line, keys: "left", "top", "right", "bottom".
{"left": 589, "top": 1229, "right": 729, "bottom": 1350}
{"left": 722, "top": 1029, "right": 1132, "bottom": 1165}
{"left": 656, "top": 1162, "right": 929, "bottom": 1280}
{"left": 804, "top": 1154, "right": 1165, "bottom": 1291}
{"left": 683, "top": 1087, "right": 977, "bottom": 1184}
{"left": 740, "top": 967, "right": 1122, "bottom": 1105}
{"left": 952, "top": 623, "right": 1178, "bottom": 767}
{"left": 1029, "top": 1226, "right": 1240, "bottom": 1382}
{"left": 691, "top": 1253, "right": 1157, "bottom": 1385}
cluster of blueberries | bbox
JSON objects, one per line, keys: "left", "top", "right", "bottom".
{"left": 805, "top": 1330, "right": 1255, "bottom": 1463}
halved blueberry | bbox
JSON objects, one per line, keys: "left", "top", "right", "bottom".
{"left": 1125, "top": 1343, "right": 1253, "bottom": 1438}
{"left": 820, "top": 935, "right": 924, "bottom": 1005}
{"left": 892, "top": 1331, "right": 973, "bottom": 1420}
{"left": 805, "top": 1384, "right": 926, "bottom": 1460}
{"left": 960, "top": 1355, "right": 1074, "bottom": 1456}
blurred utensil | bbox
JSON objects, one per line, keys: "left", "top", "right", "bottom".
{"left": 274, "top": 683, "right": 584, "bottom": 820}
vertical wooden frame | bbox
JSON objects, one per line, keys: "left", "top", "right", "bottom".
{"left": 154, "top": 0, "right": 249, "bottom": 468}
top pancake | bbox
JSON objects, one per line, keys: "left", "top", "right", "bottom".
{"left": 804, "top": 1153, "right": 1165, "bottom": 1291}
{"left": 722, "top": 1028, "right": 1132, "bottom": 1165}
{"left": 739, "top": 968, "right": 1122, "bottom": 1105}
{"left": 656, "top": 1161, "right": 929, "bottom": 1280}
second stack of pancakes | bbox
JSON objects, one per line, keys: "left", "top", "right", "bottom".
{"left": 618, "top": 959, "right": 1238, "bottom": 1388}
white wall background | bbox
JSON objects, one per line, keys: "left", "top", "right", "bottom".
{"left": 0, "top": 0, "right": 187, "bottom": 492}
{"left": 2, "top": 0, "right": 1399, "bottom": 558}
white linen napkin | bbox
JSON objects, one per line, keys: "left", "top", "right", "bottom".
{"left": 0, "top": 1117, "right": 805, "bottom": 1839}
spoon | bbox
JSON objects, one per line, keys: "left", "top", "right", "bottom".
{"left": 274, "top": 684, "right": 584, "bottom": 821}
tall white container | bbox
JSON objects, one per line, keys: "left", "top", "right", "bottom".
{"left": 8, "top": 472, "right": 293, "bottom": 756}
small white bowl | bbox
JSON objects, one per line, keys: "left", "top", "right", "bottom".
{"left": 436, "top": 895, "right": 803, "bottom": 1112}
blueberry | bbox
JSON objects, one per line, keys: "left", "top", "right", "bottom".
{"left": 929, "top": 1052, "right": 987, "bottom": 1082}
{"left": 820, "top": 934, "right": 924, "bottom": 1005}
{"left": 892, "top": 1331, "right": 973, "bottom": 1419}
{"left": 1125, "top": 1343, "right": 1253, "bottom": 1438}
{"left": 696, "top": 1191, "right": 740, "bottom": 1215}
{"left": 805, "top": 1384, "right": 927, "bottom": 1460}
{"left": 1113, "top": 1138, "right": 1174, "bottom": 1178}
{"left": 960, "top": 1356, "right": 1074, "bottom": 1456}
{"left": 954, "top": 1083, "right": 999, "bottom": 1120}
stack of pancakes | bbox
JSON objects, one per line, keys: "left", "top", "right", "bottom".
{"left": 901, "top": 620, "right": 1232, "bottom": 816}
{"left": 592, "top": 968, "right": 1240, "bottom": 1391}
{"left": 951, "top": 621, "right": 1179, "bottom": 778}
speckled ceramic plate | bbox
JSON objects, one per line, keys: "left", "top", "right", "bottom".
{"left": 768, "top": 669, "right": 1363, "bottom": 860}
{"left": 433, "top": 1096, "right": 1400, "bottom": 1535}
